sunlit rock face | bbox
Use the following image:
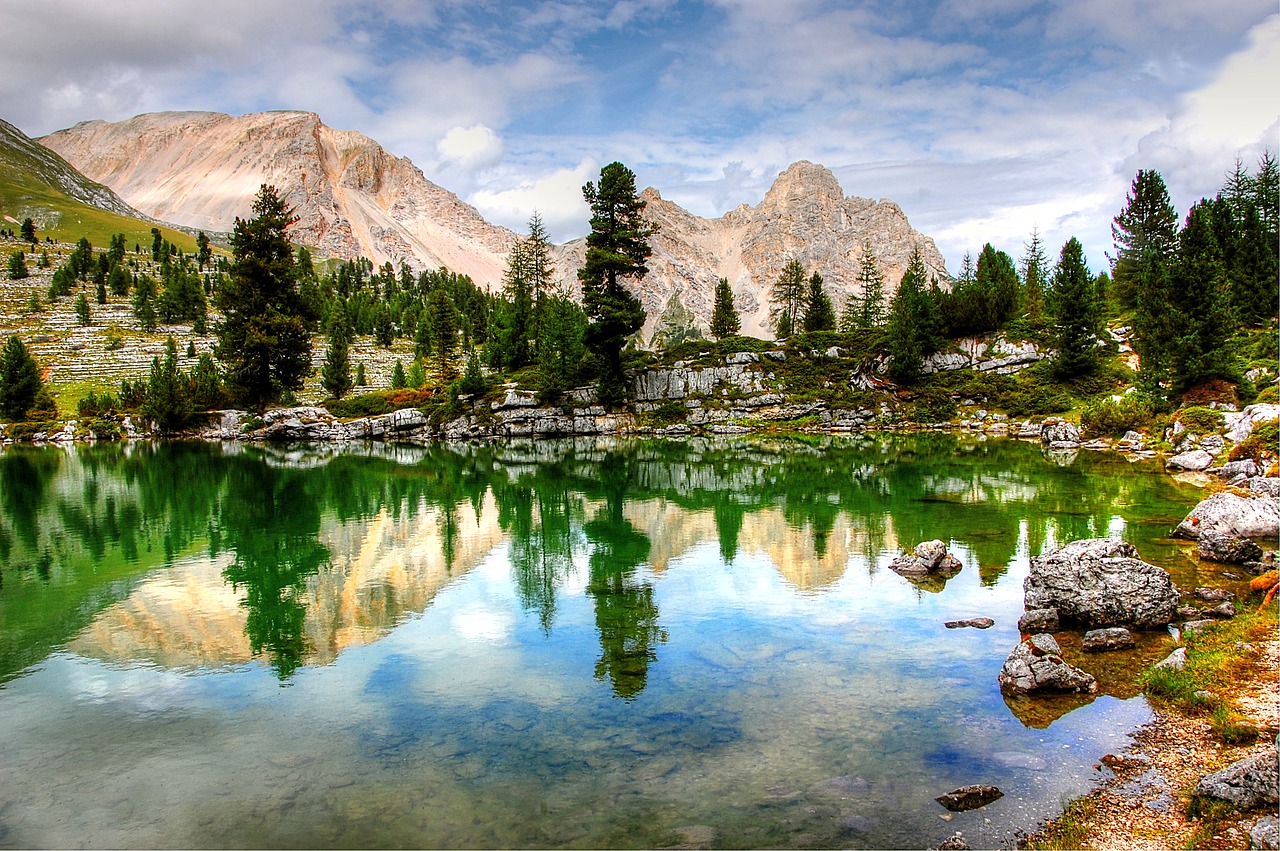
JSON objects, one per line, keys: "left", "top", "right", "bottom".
{"left": 66, "top": 496, "right": 505, "bottom": 670}
{"left": 41, "top": 113, "right": 944, "bottom": 343}
{"left": 40, "top": 111, "right": 519, "bottom": 284}
{"left": 556, "top": 161, "right": 948, "bottom": 342}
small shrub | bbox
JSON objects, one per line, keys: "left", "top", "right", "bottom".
{"left": 1080, "top": 394, "right": 1155, "bottom": 437}
{"left": 1174, "top": 406, "right": 1223, "bottom": 435}
{"left": 646, "top": 400, "right": 688, "bottom": 426}
{"left": 1209, "top": 704, "right": 1258, "bottom": 745}
{"left": 1229, "top": 420, "right": 1279, "bottom": 464}
{"left": 1256, "top": 383, "right": 1279, "bottom": 404}
{"left": 909, "top": 389, "right": 957, "bottom": 423}
{"left": 1181, "top": 379, "right": 1239, "bottom": 407}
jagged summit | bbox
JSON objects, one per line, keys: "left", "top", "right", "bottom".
{"left": 38, "top": 110, "right": 947, "bottom": 341}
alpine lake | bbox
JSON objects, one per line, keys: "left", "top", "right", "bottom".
{"left": 0, "top": 434, "right": 1232, "bottom": 849}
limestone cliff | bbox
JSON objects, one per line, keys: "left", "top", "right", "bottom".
{"left": 555, "top": 161, "right": 948, "bottom": 341}
{"left": 39, "top": 110, "right": 519, "bottom": 284}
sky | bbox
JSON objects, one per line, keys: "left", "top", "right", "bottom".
{"left": 1, "top": 0, "right": 1277, "bottom": 272}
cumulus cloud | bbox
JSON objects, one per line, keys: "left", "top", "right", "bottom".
{"left": 471, "top": 159, "right": 600, "bottom": 243}
{"left": 436, "top": 125, "right": 506, "bottom": 172}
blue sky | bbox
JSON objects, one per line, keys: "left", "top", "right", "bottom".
{"left": 2, "top": 0, "right": 1276, "bottom": 271}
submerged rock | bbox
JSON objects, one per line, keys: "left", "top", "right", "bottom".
{"left": 998, "top": 634, "right": 1097, "bottom": 695}
{"left": 1194, "top": 747, "right": 1279, "bottom": 811}
{"left": 1199, "top": 531, "right": 1266, "bottom": 564}
{"left": 1082, "top": 627, "right": 1136, "bottom": 652}
{"left": 944, "top": 617, "right": 994, "bottom": 629}
{"left": 935, "top": 784, "right": 1004, "bottom": 812}
{"left": 1025, "top": 538, "right": 1179, "bottom": 628}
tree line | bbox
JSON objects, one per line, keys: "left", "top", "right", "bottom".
{"left": 1, "top": 153, "right": 1275, "bottom": 428}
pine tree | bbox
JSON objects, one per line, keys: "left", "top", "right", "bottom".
{"left": 1020, "top": 228, "right": 1048, "bottom": 322}
{"left": 1111, "top": 170, "right": 1179, "bottom": 311}
{"left": 320, "top": 302, "right": 353, "bottom": 400}
{"left": 709, "top": 278, "right": 740, "bottom": 339}
{"left": 6, "top": 251, "right": 27, "bottom": 280}
{"left": 802, "top": 271, "right": 836, "bottom": 332}
{"left": 427, "top": 288, "right": 460, "bottom": 378}
{"left": 1166, "top": 201, "right": 1237, "bottom": 395}
{"left": 578, "top": 162, "right": 655, "bottom": 407}
{"left": 1047, "top": 237, "right": 1101, "bottom": 379}
{"left": 770, "top": 259, "right": 806, "bottom": 338}
{"left": 143, "top": 337, "right": 193, "bottom": 433}
{"left": 390, "top": 359, "right": 407, "bottom": 390}
{"left": 214, "top": 184, "right": 315, "bottom": 410}
{"left": 0, "top": 335, "right": 43, "bottom": 421}
{"left": 75, "top": 293, "right": 91, "bottom": 326}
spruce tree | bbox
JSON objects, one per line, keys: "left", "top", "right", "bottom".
{"left": 886, "top": 248, "right": 939, "bottom": 385}
{"left": 75, "top": 293, "right": 91, "bottom": 326}
{"left": 143, "top": 337, "right": 192, "bottom": 433}
{"left": 214, "top": 184, "right": 315, "bottom": 410}
{"left": 20, "top": 218, "right": 36, "bottom": 244}
{"left": 132, "top": 273, "right": 158, "bottom": 331}
{"left": 538, "top": 293, "right": 586, "bottom": 400}
{"left": 770, "top": 259, "right": 806, "bottom": 338}
{"left": 390, "top": 359, "right": 407, "bottom": 390}
{"left": 578, "top": 162, "right": 655, "bottom": 407}
{"left": 427, "top": 288, "right": 460, "bottom": 378}
{"left": 1047, "top": 237, "right": 1101, "bottom": 379}
{"left": 6, "top": 251, "right": 27, "bottom": 280}
{"left": 709, "top": 278, "right": 740, "bottom": 339}
{"left": 842, "top": 246, "right": 886, "bottom": 330}
{"left": 0, "top": 335, "right": 43, "bottom": 421}
{"left": 802, "top": 271, "right": 836, "bottom": 332}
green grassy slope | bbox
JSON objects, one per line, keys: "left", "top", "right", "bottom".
{"left": 0, "top": 118, "right": 202, "bottom": 252}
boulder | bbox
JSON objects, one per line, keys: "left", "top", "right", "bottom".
{"left": 1193, "top": 747, "right": 1279, "bottom": 811}
{"left": 944, "top": 617, "right": 995, "bottom": 629}
{"left": 1082, "top": 627, "right": 1136, "bottom": 652}
{"left": 1024, "top": 538, "right": 1179, "bottom": 628}
{"left": 1252, "top": 815, "right": 1279, "bottom": 851}
{"left": 1181, "top": 619, "right": 1218, "bottom": 637}
{"left": 936, "top": 833, "right": 972, "bottom": 850}
{"left": 1040, "top": 419, "right": 1080, "bottom": 448}
{"left": 1173, "top": 492, "right": 1280, "bottom": 540}
{"left": 1195, "top": 587, "right": 1236, "bottom": 603}
{"left": 1018, "top": 608, "right": 1060, "bottom": 633}
{"left": 935, "top": 784, "right": 1004, "bottom": 812}
{"left": 1211, "top": 459, "right": 1262, "bottom": 480}
{"left": 1198, "top": 531, "right": 1266, "bottom": 563}
{"left": 1167, "top": 449, "right": 1216, "bottom": 472}
{"left": 890, "top": 540, "right": 963, "bottom": 577}
{"left": 1228, "top": 403, "right": 1280, "bottom": 443}
{"left": 1205, "top": 600, "right": 1237, "bottom": 619}
{"left": 1250, "top": 478, "right": 1280, "bottom": 498}
{"left": 998, "top": 634, "right": 1098, "bottom": 695}
{"left": 1154, "top": 647, "right": 1188, "bottom": 671}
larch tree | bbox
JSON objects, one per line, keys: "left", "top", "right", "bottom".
{"left": 770, "top": 259, "right": 807, "bottom": 339}
{"left": 578, "top": 162, "right": 655, "bottom": 407}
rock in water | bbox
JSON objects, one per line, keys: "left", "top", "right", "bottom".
{"left": 1082, "top": 627, "right": 1136, "bottom": 652}
{"left": 1018, "top": 608, "right": 1060, "bottom": 633}
{"left": 998, "top": 634, "right": 1097, "bottom": 695}
{"left": 935, "top": 784, "right": 1004, "bottom": 812}
{"left": 935, "top": 832, "right": 972, "bottom": 850}
{"left": 1024, "top": 538, "right": 1179, "bottom": 627}
{"left": 1193, "top": 747, "right": 1279, "bottom": 811}
{"left": 944, "top": 618, "right": 995, "bottom": 629}
{"left": 890, "top": 540, "right": 963, "bottom": 577}
{"left": 1173, "top": 492, "right": 1280, "bottom": 540}
{"left": 1198, "top": 531, "right": 1266, "bottom": 564}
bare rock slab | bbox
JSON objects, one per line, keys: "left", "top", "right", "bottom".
{"left": 935, "top": 784, "right": 1004, "bottom": 812}
{"left": 1082, "top": 627, "right": 1136, "bottom": 652}
{"left": 998, "top": 634, "right": 1098, "bottom": 695}
{"left": 1025, "top": 538, "right": 1179, "bottom": 627}
{"left": 1193, "top": 747, "right": 1279, "bottom": 811}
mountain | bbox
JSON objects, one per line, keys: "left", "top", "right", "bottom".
{"left": 555, "top": 161, "right": 948, "bottom": 339}
{"left": 0, "top": 118, "right": 197, "bottom": 250}
{"left": 39, "top": 110, "right": 520, "bottom": 285}
{"left": 39, "top": 111, "right": 947, "bottom": 342}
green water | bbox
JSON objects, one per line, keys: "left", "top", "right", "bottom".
{"left": 0, "top": 435, "right": 1220, "bottom": 849}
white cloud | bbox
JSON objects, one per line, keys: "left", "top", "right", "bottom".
{"left": 436, "top": 125, "right": 505, "bottom": 172}
{"left": 471, "top": 159, "right": 599, "bottom": 243}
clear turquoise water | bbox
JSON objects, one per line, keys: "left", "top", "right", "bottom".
{"left": 0, "top": 436, "right": 1217, "bottom": 848}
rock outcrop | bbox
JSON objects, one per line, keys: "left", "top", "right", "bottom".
{"left": 1193, "top": 747, "right": 1279, "bottom": 811}
{"left": 998, "top": 633, "right": 1098, "bottom": 695}
{"left": 1024, "top": 538, "right": 1179, "bottom": 628}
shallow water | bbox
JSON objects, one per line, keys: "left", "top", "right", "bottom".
{"left": 0, "top": 435, "right": 1223, "bottom": 848}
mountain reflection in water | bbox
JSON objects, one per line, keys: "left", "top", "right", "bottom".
{"left": 0, "top": 436, "right": 1212, "bottom": 849}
